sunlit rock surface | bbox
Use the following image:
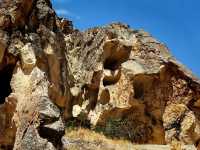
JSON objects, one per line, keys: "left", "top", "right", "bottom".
{"left": 0, "top": 0, "right": 200, "bottom": 150}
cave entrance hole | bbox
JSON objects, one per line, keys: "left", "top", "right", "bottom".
{"left": 0, "top": 65, "right": 15, "bottom": 104}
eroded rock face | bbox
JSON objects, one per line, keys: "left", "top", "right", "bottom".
{"left": 0, "top": 0, "right": 200, "bottom": 149}
{"left": 0, "top": 0, "right": 69, "bottom": 149}
{"left": 65, "top": 24, "right": 200, "bottom": 146}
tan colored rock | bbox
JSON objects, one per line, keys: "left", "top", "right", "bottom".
{"left": 194, "top": 99, "right": 200, "bottom": 107}
{"left": 0, "top": 0, "right": 34, "bottom": 29}
{"left": 20, "top": 43, "right": 36, "bottom": 70}
{"left": 64, "top": 23, "right": 200, "bottom": 146}
{"left": 121, "top": 60, "right": 145, "bottom": 75}
{"left": 0, "top": 0, "right": 67, "bottom": 149}
{"left": 0, "top": 0, "right": 200, "bottom": 149}
{"left": 163, "top": 104, "right": 200, "bottom": 144}
{"left": 0, "top": 30, "right": 8, "bottom": 63}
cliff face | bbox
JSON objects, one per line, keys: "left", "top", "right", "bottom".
{"left": 0, "top": 0, "right": 200, "bottom": 150}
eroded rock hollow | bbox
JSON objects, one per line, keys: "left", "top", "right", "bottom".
{"left": 0, "top": 0, "right": 200, "bottom": 149}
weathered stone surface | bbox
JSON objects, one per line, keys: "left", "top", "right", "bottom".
{"left": 38, "top": 96, "right": 60, "bottom": 121}
{"left": 0, "top": 30, "right": 8, "bottom": 63}
{"left": 163, "top": 104, "right": 200, "bottom": 144}
{"left": 0, "top": 0, "right": 200, "bottom": 149}
{"left": 64, "top": 23, "right": 200, "bottom": 146}
{"left": 0, "top": 0, "right": 70, "bottom": 149}
{"left": 20, "top": 126, "right": 56, "bottom": 150}
{"left": 20, "top": 43, "right": 36, "bottom": 70}
{"left": 0, "top": 0, "right": 34, "bottom": 29}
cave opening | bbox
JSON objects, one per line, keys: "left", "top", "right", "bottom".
{"left": 104, "top": 58, "right": 119, "bottom": 71}
{"left": 0, "top": 65, "right": 15, "bottom": 104}
{"left": 133, "top": 81, "right": 144, "bottom": 100}
{"left": 38, "top": 126, "right": 64, "bottom": 148}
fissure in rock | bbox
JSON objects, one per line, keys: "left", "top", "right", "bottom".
{"left": 0, "top": 65, "right": 14, "bottom": 104}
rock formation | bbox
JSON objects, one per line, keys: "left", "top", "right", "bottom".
{"left": 0, "top": 0, "right": 200, "bottom": 149}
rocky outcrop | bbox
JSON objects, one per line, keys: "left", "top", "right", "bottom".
{"left": 65, "top": 24, "right": 200, "bottom": 147}
{"left": 0, "top": 0, "right": 200, "bottom": 149}
{"left": 0, "top": 0, "right": 70, "bottom": 149}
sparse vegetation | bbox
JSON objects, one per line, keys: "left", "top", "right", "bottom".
{"left": 65, "top": 112, "right": 91, "bottom": 130}
{"left": 65, "top": 116, "right": 152, "bottom": 144}
{"left": 64, "top": 127, "right": 135, "bottom": 150}
{"left": 95, "top": 117, "right": 152, "bottom": 143}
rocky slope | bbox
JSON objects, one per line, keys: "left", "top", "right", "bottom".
{"left": 0, "top": 0, "right": 200, "bottom": 150}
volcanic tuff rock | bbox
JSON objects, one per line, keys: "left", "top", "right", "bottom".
{"left": 0, "top": 0, "right": 200, "bottom": 150}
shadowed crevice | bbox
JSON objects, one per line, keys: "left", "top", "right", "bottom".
{"left": 0, "top": 65, "right": 15, "bottom": 104}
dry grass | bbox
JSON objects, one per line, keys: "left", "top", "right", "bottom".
{"left": 65, "top": 127, "right": 136, "bottom": 150}
{"left": 64, "top": 128, "right": 195, "bottom": 150}
{"left": 65, "top": 127, "right": 131, "bottom": 144}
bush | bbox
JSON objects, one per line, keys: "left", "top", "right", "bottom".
{"left": 95, "top": 117, "right": 152, "bottom": 143}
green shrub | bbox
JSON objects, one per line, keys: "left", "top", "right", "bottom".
{"left": 95, "top": 117, "right": 152, "bottom": 143}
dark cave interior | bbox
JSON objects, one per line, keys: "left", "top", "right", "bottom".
{"left": 0, "top": 65, "right": 15, "bottom": 104}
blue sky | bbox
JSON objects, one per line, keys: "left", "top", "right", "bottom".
{"left": 52, "top": 0, "right": 200, "bottom": 77}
